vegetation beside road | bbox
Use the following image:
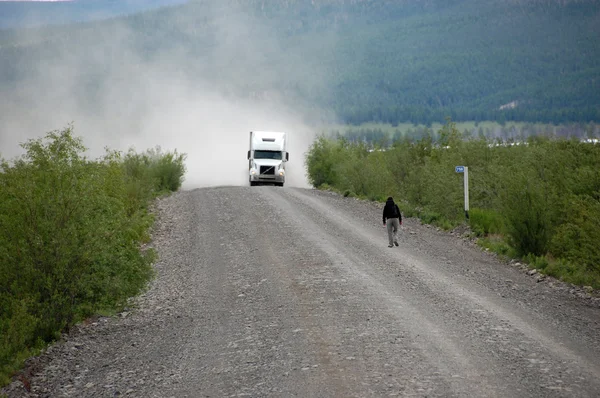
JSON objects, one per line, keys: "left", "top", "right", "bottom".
{"left": 0, "top": 126, "right": 186, "bottom": 386}
{"left": 306, "top": 120, "right": 600, "bottom": 289}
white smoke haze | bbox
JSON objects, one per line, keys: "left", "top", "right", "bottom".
{"left": 0, "top": 1, "right": 333, "bottom": 189}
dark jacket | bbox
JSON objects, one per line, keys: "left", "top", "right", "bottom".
{"left": 383, "top": 199, "right": 402, "bottom": 224}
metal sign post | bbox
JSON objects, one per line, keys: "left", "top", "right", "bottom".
{"left": 455, "top": 166, "right": 470, "bottom": 220}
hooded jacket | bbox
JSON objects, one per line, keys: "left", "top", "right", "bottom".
{"left": 382, "top": 197, "right": 402, "bottom": 224}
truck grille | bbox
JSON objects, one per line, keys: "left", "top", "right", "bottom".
{"left": 260, "top": 165, "right": 275, "bottom": 175}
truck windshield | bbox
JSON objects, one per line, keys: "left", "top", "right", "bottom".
{"left": 254, "top": 150, "right": 282, "bottom": 160}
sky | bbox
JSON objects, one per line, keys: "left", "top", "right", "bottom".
{"left": 0, "top": 1, "right": 329, "bottom": 189}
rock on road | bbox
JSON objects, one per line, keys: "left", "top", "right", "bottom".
{"left": 4, "top": 187, "right": 600, "bottom": 397}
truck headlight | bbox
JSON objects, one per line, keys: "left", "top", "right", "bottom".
{"left": 279, "top": 170, "right": 285, "bottom": 176}
{"left": 251, "top": 170, "right": 256, "bottom": 175}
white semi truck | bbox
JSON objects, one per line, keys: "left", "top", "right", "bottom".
{"left": 248, "top": 131, "right": 289, "bottom": 187}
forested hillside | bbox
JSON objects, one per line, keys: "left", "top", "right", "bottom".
{"left": 0, "top": 0, "right": 598, "bottom": 127}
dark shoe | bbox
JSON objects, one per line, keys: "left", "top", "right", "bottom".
{"left": 394, "top": 241, "right": 399, "bottom": 246}
{"left": 388, "top": 244, "right": 393, "bottom": 248}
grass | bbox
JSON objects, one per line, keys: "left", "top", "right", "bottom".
{"left": 525, "top": 254, "right": 600, "bottom": 290}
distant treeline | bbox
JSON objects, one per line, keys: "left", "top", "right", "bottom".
{"left": 306, "top": 120, "right": 600, "bottom": 289}
{"left": 326, "top": 122, "right": 600, "bottom": 146}
{"left": 335, "top": 106, "right": 600, "bottom": 126}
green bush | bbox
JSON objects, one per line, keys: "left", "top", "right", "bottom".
{"left": 121, "top": 150, "right": 157, "bottom": 214}
{"left": 501, "top": 179, "right": 552, "bottom": 257}
{"left": 551, "top": 195, "right": 600, "bottom": 275}
{"left": 468, "top": 208, "right": 504, "bottom": 237}
{"left": 139, "top": 146, "right": 187, "bottom": 193}
{"left": 419, "top": 211, "right": 442, "bottom": 225}
{"left": 121, "top": 146, "right": 187, "bottom": 212}
{"left": 305, "top": 136, "right": 342, "bottom": 188}
{"left": 0, "top": 299, "right": 41, "bottom": 386}
{"left": 0, "top": 126, "right": 186, "bottom": 386}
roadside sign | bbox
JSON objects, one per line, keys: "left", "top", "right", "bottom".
{"left": 455, "top": 166, "right": 470, "bottom": 219}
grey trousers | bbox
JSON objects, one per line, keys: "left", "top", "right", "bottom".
{"left": 386, "top": 217, "right": 400, "bottom": 245}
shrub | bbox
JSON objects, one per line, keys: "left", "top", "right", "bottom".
{"left": 523, "top": 253, "right": 549, "bottom": 270}
{"left": 0, "top": 126, "right": 185, "bottom": 386}
{"left": 501, "top": 180, "right": 552, "bottom": 257}
{"left": 121, "top": 149, "right": 156, "bottom": 214}
{"left": 144, "top": 146, "right": 187, "bottom": 193}
{"left": 550, "top": 195, "right": 600, "bottom": 275}
{"left": 419, "top": 210, "right": 442, "bottom": 225}
{"left": 468, "top": 208, "right": 504, "bottom": 237}
{"left": 121, "top": 146, "right": 186, "bottom": 211}
{"left": 0, "top": 299, "right": 41, "bottom": 386}
{"left": 305, "top": 136, "right": 342, "bottom": 188}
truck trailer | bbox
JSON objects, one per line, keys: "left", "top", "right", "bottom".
{"left": 248, "top": 131, "right": 289, "bottom": 187}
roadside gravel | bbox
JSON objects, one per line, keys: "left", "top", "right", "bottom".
{"left": 3, "top": 187, "right": 600, "bottom": 397}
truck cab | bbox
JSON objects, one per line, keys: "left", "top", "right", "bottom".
{"left": 248, "top": 131, "right": 289, "bottom": 187}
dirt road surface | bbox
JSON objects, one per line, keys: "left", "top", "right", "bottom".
{"left": 4, "top": 187, "right": 600, "bottom": 397}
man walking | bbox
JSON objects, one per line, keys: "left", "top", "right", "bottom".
{"left": 382, "top": 197, "right": 402, "bottom": 248}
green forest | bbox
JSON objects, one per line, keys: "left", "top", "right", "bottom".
{"left": 0, "top": 0, "right": 598, "bottom": 125}
{"left": 306, "top": 120, "right": 600, "bottom": 289}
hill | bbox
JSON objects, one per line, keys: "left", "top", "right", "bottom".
{"left": 0, "top": 0, "right": 189, "bottom": 29}
{"left": 0, "top": 0, "right": 598, "bottom": 136}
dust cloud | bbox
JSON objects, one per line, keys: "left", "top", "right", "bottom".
{"left": 0, "top": 1, "right": 333, "bottom": 189}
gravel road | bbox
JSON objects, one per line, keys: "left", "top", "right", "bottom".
{"left": 4, "top": 186, "right": 600, "bottom": 397}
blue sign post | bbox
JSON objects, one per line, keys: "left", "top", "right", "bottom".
{"left": 456, "top": 166, "right": 469, "bottom": 219}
